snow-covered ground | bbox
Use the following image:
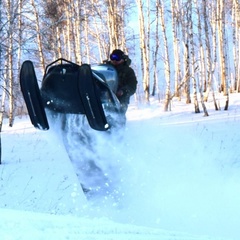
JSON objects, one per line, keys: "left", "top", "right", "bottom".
{"left": 1, "top": 93, "right": 240, "bottom": 240}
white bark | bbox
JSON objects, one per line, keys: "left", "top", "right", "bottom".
{"left": 136, "top": 0, "right": 150, "bottom": 102}
{"left": 31, "top": 0, "right": 45, "bottom": 73}
{"left": 158, "top": 0, "right": 171, "bottom": 111}
{"left": 171, "top": 0, "right": 181, "bottom": 99}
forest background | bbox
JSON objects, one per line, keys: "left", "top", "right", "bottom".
{"left": 0, "top": 0, "right": 239, "bottom": 128}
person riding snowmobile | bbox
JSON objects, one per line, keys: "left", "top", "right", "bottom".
{"left": 108, "top": 49, "right": 137, "bottom": 114}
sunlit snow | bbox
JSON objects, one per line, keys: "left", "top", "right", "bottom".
{"left": 1, "top": 94, "right": 240, "bottom": 240}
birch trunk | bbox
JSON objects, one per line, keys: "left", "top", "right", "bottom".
{"left": 217, "top": 0, "right": 229, "bottom": 109}
{"left": 136, "top": 0, "right": 150, "bottom": 102}
{"left": 0, "top": 77, "right": 6, "bottom": 164}
{"left": 198, "top": 45, "right": 209, "bottom": 116}
{"left": 83, "top": 1, "right": 90, "bottom": 63}
{"left": 0, "top": 0, "right": 3, "bottom": 146}
{"left": 31, "top": 0, "right": 45, "bottom": 73}
{"left": 107, "top": 0, "right": 118, "bottom": 50}
{"left": 17, "top": 0, "right": 23, "bottom": 73}
{"left": 202, "top": 1, "right": 212, "bottom": 101}
{"left": 217, "top": 0, "right": 227, "bottom": 94}
{"left": 193, "top": 0, "right": 209, "bottom": 116}
{"left": 64, "top": 4, "right": 71, "bottom": 60}
{"left": 120, "top": 0, "right": 126, "bottom": 50}
{"left": 181, "top": 4, "right": 191, "bottom": 104}
{"left": 56, "top": 26, "right": 62, "bottom": 59}
{"left": 202, "top": 1, "right": 218, "bottom": 110}
{"left": 152, "top": 0, "right": 160, "bottom": 98}
{"left": 6, "top": 0, "right": 14, "bottom": 127}
{"left": 233, "top": 0, "right": 240, "bottom": 91}
{"left": 90, "top": 0, "right": 105, "bottom": 62}
{"left": 188, "top": 0, "right": 200, "bottom": 113}
{"left": 183, "top": 42, "right": 190, "bottom": 103}
{"left": 158, "top": 0, "right": 171, "bottom": 111}
{"left": 210, "top": 3, "right": 218, "bottom": 95}
{"left": 171, "top": 0, "right": 181, "bottom": 99}
{"left": 74, "top": 0, "right": 82, "bottom": 64}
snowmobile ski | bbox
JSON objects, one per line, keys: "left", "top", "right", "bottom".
{"left": 78, "top": 64, "right": 109, "bottom": 131}
{"left": 20, "top": 60, "right": 49, "bottom": 130}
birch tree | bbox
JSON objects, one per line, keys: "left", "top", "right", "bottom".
{"left": 31, "top": 0, "right": 46, "bottom": 73}
{"left": 217, "top": 0, "right": 229, "bottom": 110}
{"left": 6, "top": 0, "right": 15, "bottom": 126}
{"left": 89, "top": 0, "right": 107, "bottom": 62}
{"left": 171, "top": 0, "right": 181, "bottom": 99}
{"left": 43, "top": 0, "right": 67, "bottom": 60}
{"left": 187, "top": 0, "right": 200, "bottom": 113}
{"left": 202, "top": 0, "right": 213, "bottom": 101}
{"left": 105, "top": 0, "right": 126, "bottom": 51}
{"left": 17, "top": 0, "right": 23, "bottom": 74}
{"left": 0, "top": 0, "right": 4, "bottom": 129}
{"left": 157, "top": 0, "right": 171, "bottom": 111}
{"left": 0, "top": 0, "right": 24, "bottom": 126}
{"left": 180, "top": 3, "right": 191, "bottom": 104}
{"left": 152, "top": 0, "right": 160, "bottom": 98}
{"left": 0, "top": 0, "right": 3, "bottom": 164}
{"left": 83, "top": 0, "right": 90, "bottom": 63}
{"left": 136, "top": 0, "right": 150, "bottom": 102}
{"left": 195, "top": 0, "right": 209, "bottom": 115}
{"left": 232, "top": 0, "right": 240, "bottom": 92}
{"left": 106, "top": 0, "right": 119, "bottom": 50}
{"left": 73, "top": 0, "right": 82, "bottom": 64}
{"left": 199, "top": 1, "right": 218, "bottom": 110}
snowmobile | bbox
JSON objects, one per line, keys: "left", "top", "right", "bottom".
{"left": 20, "top": 58, "right": 125, "bottom": 131}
